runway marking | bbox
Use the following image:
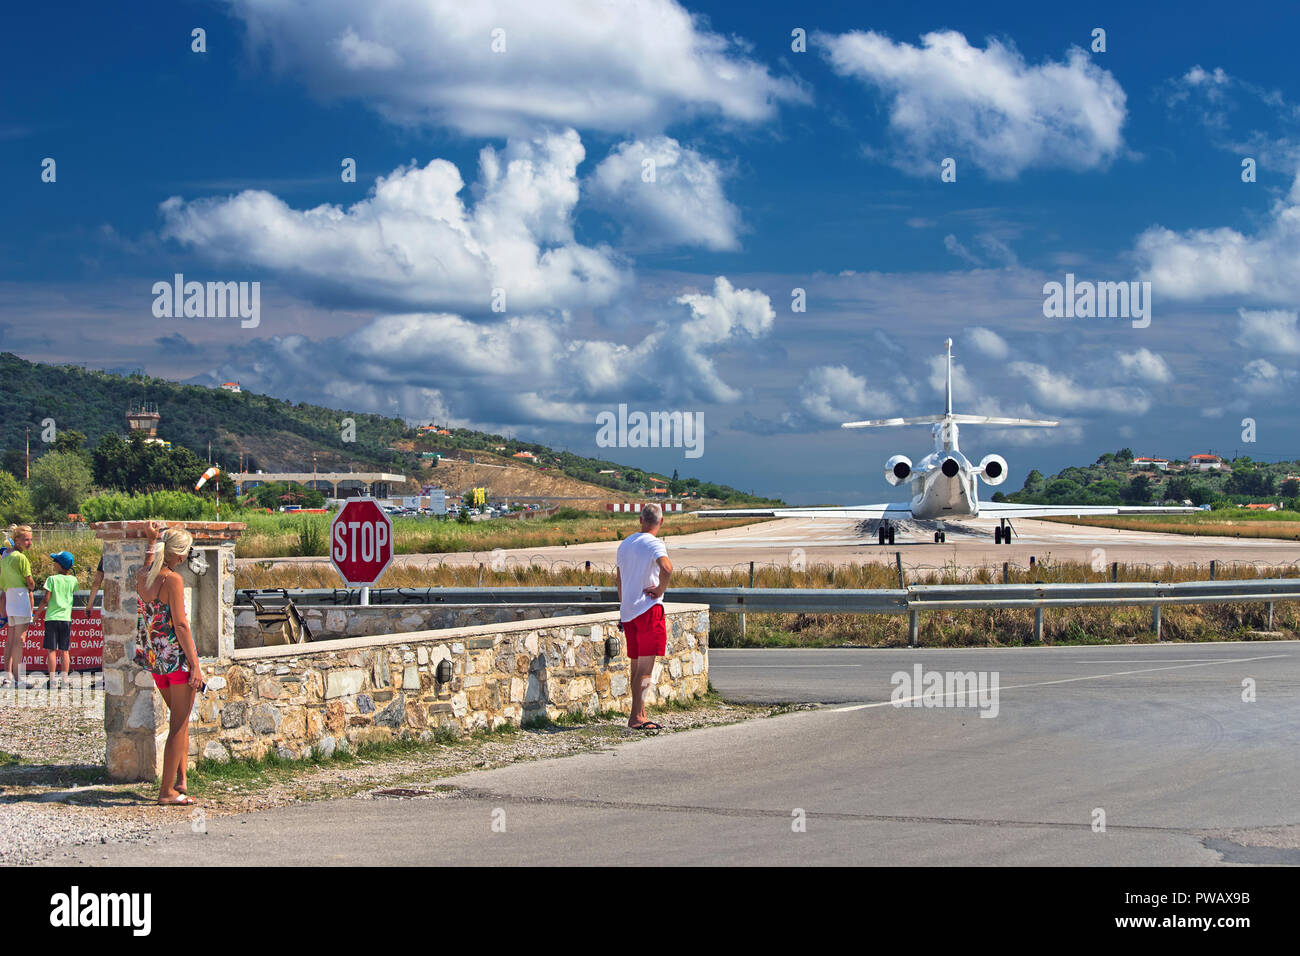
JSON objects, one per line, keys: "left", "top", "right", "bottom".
{"left": 828, "top": 655, "right": 1287, "bottom": 712}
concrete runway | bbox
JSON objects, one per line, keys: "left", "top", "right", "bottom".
{"left": 62, "top": 642, "right": 1300, "bottom": 866}
{"left": 249, "top": 515, "right": 1300, "bottom": 577}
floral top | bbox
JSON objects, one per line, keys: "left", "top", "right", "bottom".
{"left": 135, "top": 575, "right": 187, "bottom": 676}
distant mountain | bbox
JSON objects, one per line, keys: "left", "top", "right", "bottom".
{"left": 0, "top": 352, "right": 778, "bottom": 504}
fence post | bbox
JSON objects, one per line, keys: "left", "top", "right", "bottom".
{"left": 1002, "top": 562, "right": 1009, "bottom": 584}
{"left": 909, "top": 608, "right": 919, "bottom": 648}
{"left": 1268, "top": 601, "right": 1275, "bottom": 631}
{"left": 896, "top": 552, "right": 905, "bottom": 589}
{"left": 1033, "top": 607, "right": 1044, "bottom": 643}
{"left": 1210, "top": 560, "right": 1216, "bottom": 581}
{"left": 1111, "top": 561, "right": 1118, "bottom": 583}
{"left": 740, "top": 561, "right": 753, "bottom": 639}
{"left": 1153, "top": 604, "right": 1162, "bottom": 640}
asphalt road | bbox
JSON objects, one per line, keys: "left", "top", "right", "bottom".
{"left": 60, "top": 641, "right": 1300, "bottom": 866}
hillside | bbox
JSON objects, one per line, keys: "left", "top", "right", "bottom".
{"left": 0, "top": 353, "right": 778, "bottom": 505}
{"left": 999, "top": 448, "right": 1300, "bottom": 508}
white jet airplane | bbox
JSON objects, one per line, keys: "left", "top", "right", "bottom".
{"left": 701, "top": 338, "right": 1195, "bottom": 544}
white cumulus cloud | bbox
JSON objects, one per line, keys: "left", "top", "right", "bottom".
{"left": 1009, "top": 361, "right": 1151, "bottom": 414}
{"left": 203, "top": 277, "right": 776, "bottom": 426}
{"left": 1235, "top": 308, "right": 1300, "bottom": 354}
{"left": 1136, "top": 174, "right": 1300, "bottom": 303}
{"left": 588, "top": 137, "right": 741, "bottom": 251}
{"left": 799, "top": 366, "right": 893, "bottom": 423}
{"left": 1115, "top": 348, "right": 1173, "bottom": 384}
{"left": 963, "top": 327, "right": 1009, "bottom": 359}
{"left": 819, "top": 29, "right": 1127, "bottom": 178}
{"left": 226, "top": 0, "right": 807, "bottom": 137}
{"left": 160, "top": 129, "right": 626, "bottom": 313}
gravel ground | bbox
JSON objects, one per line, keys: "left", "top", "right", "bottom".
{"left": 1, "top": 679, "right": 798, "bottom": 866}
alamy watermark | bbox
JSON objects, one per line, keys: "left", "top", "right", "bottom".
{"left": 152, "top": 274, "right": 260, "bottom": 328}
{"left": 595, "top": 404, "right": 703, "bottom": 459}
{"left": 1, "top": 668, "right": 105, "bottom": 711}
{"left": 890, "top": 664, "right": 999, "bottom": 718}
{"left": 1042, "top": 273, "right": 1151, "bottom": 329}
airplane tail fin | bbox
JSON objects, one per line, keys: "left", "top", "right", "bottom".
{"left": 945, "top": 337, "right": 953, "bottom": 417}
{"left": 841, "top": 337, "right": 1059, "bottom": 429}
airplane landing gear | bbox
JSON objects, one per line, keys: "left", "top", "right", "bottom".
{"left": 933, "top": 530, "right": 947, "bottom": 543}
{"left": 878, "top": 520, "right": 896, "bottom": 545}
{"left": 994, "top": 518, "right": 1013, "bottom": 544}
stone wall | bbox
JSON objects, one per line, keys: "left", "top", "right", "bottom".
{"left": 191, "top": 605, "right": 709, "bottom": 763}
{"left": 234, "top": 602, "right": 618, "bottom": 648}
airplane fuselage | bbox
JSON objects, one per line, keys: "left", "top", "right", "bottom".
{"left": 905, "top": 421, "right": 980, "bottom": 521}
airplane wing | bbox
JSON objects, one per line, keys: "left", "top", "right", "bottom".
{"left": 972, "top": 501, "right": 1200, "bottom": 519}
{"left": 696, "top": 502, "right": 914, "bottom": 520}
{"left": 841, "top": 414, "right": 1059, "bottom": 428}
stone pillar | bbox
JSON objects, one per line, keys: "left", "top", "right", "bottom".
{"left": 94, "top": 520, "right": 245, "bottom": 782}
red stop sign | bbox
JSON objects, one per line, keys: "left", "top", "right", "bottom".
{"left": 330, "top": 498, "right": 394, "bottom": 587}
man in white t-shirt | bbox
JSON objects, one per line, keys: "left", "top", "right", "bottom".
{"left": 615, "top": 503, "right": 673, "bottom": 730}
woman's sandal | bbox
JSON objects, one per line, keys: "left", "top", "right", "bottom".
{"left": 157, "top": 795, "right": 197, "bottom": 806}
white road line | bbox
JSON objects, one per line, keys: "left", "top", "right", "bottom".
{"left": 828, "top": 655, "right": 1287, "bottom": 712}
{"left": 1064, "top": 658, "right": 1249, "bottom": 664}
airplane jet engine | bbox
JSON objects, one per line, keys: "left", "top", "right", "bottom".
{"left": 884, "top": 454, "right": 912, "bottom": 485}
{"left": 978, "top": 453, "right": 1008, "bottom": 485}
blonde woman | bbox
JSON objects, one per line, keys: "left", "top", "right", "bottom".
{"left": 135, "top": 522, "right": 202, "bottom": 806}
{"left": 0, "top": 525, "right": 36, "bottom": 689}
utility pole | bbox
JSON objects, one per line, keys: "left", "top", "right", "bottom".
{"left": 25, "top": 426, "right": 30, "bottom": 480}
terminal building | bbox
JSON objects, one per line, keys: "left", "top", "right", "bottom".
{"left": 233, "top": 470, "right": 407, "bottom": 499}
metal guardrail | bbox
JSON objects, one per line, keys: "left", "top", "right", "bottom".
{"left": 236, "top": 579, "right": 1300, "bottom": 646}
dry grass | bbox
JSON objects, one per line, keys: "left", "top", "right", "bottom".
{"left": 1043, "top": 513, "right": 1300, "bottom": 540}
{"left": 27, "top": 513, "right": 765, "bottom": 566}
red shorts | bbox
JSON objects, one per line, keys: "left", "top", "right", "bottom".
{"left": 623, "top": 604, "right": 666, "bottom": 658}
{"left": 152, "top": 670, "right": 190, "bottom": 690}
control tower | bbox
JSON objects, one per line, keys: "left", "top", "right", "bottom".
{"left": 126, "top": 402, "right": 168, "bottom": 445}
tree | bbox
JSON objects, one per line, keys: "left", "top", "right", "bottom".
{"left": 92, "top": 431, "right": 208, "bottom": 492}
{"left": 52, "top": 429, "right": 87, "bottom": 455}
{"left": 1115, "top": 448, "right": 1134, "bottom": 462}
{"left": 2, "top": 449, "right": 25, "bottom": 478}
{"left": 1165, "top": 476, "right": 1195, "bottom": 501}
{"left": 28, "top": 451, "right": 93, "bottom": 521}
{"left": 1120, "top": 474, "right": 1152, "bottom": 504}
{"left": 1281, "top": 478, "right": 1300, "bottom": 498}
{"left": 0, "top": 470, "right": 31, "bottom": 524}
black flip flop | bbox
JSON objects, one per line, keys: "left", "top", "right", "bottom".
{"left": 629, "top": 721, "right": 663, "bottom": 731}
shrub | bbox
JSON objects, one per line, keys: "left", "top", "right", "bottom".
{"left": 80, "top": 490, "right": 219, "bottom": 521}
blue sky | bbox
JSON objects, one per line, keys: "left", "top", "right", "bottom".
{"left": 5, "top": 0, "right": 1300, "bottom": 503}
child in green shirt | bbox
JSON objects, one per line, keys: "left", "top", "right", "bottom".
{"left": 37, "top": 551, "right": 78, "bottom": 687}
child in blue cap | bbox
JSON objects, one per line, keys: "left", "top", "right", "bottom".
{"left": 37, "top": 551, "right": 77, "bottom": 688}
